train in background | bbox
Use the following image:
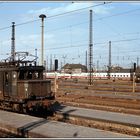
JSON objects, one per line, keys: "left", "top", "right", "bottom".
{"left": 44, "top": 72, "right": 131, "bottom": 80}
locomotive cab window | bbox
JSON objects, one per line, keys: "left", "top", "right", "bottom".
{"left": 19, "top": 71, "right": 25, "bottom": 80}
{"left": 27, "top": 71, "right": 32, "bottom": 79}
{"left": 19, "top": 70, "right": 43, "bottom": 80}
{"left": 5, "top": 72, "right": 9, "bottom": 86}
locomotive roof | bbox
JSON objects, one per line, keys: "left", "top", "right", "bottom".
{"left": 0, "top": 61, "right": 45, "bottom": 72}
{"left": 0, "top": 67, "right": 18, "bottom": 71}
{"left": 0, "top": 62, "right": 18, "bottom": 71}
{"left": 19, "top": 65, "right": 45, "bottom": 71}
{"left": 0, "top": 66, "right": 44, "bottom": 72}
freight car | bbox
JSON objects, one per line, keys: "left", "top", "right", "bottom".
{"left": 0, "top": 53, "right": 55, "bottom": 114}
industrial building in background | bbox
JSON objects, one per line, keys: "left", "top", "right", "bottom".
{"left": 61, "top": 63, "right": 87, "bottom": 74}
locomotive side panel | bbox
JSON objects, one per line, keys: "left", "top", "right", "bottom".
{"left": 28, "top": 80, "right": 52, "bottom": 98}
{"left": 17, "top": 81, "right": 27, "bottom": 99}
{"left": 11, "top": 71, "right": 17, "bottom": 96}
{"left": 3, "top": 72, "right": 11, "bottom": 97}
{"left": 0, "top": 69, "right": 19, "bottom": 98}
{"left": 17, "top": 80, "right": 52, "bottom": 99}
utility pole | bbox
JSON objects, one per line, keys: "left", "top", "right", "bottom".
{"left": 137, "top": 57, "right": 139, "bottom": 69}
{"left": 39, "top": 14, "right": 46, "bottom": 66}
{"left": 108, "top": 41, "right": 111, "bottom": 79}
{"left": 62, "top": 55, "right": 67, "bottom": 66}
{"left": 44, "top": 60, "right": 46, "bottom": 70}
{"left": 88, "top": 10, "right": 93, "bottom": 85}
{"left": 50, "top": 54, "right": 52, "bottom": 71}
{"left": 35, "top": 48, "right": 37, "bottom": 65}
{"left": 54, "top": 59, "right": 59, "bottom": 97}
{"left": 97, "top": 60, "right": 99, "bottom": 72}
{"left": 11, "top": 22, "right": 15, "bottom": 61}
{"left": 61, "top": 61, "right": 62, "bottom": 70}
{"left": 133, "top": 62, "right": 136, "bottom": 93}
{"left": 46, "top": 56, "right": 48, "bottom": 72}
{"left": 85, "top": 50, "right": 88, "bottom": 72}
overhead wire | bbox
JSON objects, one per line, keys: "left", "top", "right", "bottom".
{"left": 6, "top": 42, "right": 140, "bottom": 55}
{"left": 94, "top": 37, "right": 140, "bottom": 45}
{"left": 0, "top": 1, "right": 140, "bottom": 66}
{"left": 46, "top": 2, "right": 111, "bottom": 19}
{"left": 0, "top": 2, "right": 110, "bottom": 31}
{"left": 45, "top": 20, "right": 89, "bottom": 33}
{"left": 1, "top": 1, "right": 140, "bottom": 41}
{"left": 95, "top": 31, "right": 140, "bottom": 41}
{"left": 0, "top": 26, "right": 11, "bottom": 30}
{"left": 93, "top": 5, "right": 140, "bottom": 47}
{"left": 94, "top": 7, "right": 140, "bottom": 21}
{"left": 2, "top": 36, "right": 140, "bottom": 51}
{"left": 0, "top": 2, "right": 140, "bottom": 34}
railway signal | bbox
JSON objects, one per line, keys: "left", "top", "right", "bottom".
{"left": 134, "top": 62, "right": 136, "bottom": 72}
{"left": 133, "top": 62, "right": 136, "bottom": 93}
{"left": 55, "top": 59, "right": 58, "bottom": 71}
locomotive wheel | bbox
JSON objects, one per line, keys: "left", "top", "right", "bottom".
{"left": 22, "top": 107, "right": 27, "bottom": 114}
{"left": 12, "top": 104, "right": 22, "bottom": 112}
{"left": 21, "top": 104, "right": 28, "bottom": 114}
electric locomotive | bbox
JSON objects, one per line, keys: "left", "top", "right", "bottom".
{"left": 0, "top": 52, "right": 55, "bottom": 114}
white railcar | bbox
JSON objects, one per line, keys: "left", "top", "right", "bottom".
{"left": 45, "top": 72, "right": 130, "bottom": 80}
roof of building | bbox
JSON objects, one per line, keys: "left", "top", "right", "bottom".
{"left": 110, "top": 68, "right": 131, "bottom": 73}
{"left": 62, "top": 63, "right": 87, "bottom": 70}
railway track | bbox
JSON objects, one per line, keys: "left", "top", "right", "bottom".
{"left": 55, "top": 78, "right": 140, "bottom": 92}
{"left": 50, "top": 105, "right": 140, "bottom": 136}
{"left": 58, "top": 83, "right": 140, "bottom": 92}
{"left": 55, "top": 79, "right": 140, "bottom": 114}
{"left": 56, "top": 99, "right": 140, "bottom": 115}
{"left": 0, "top": 130, "right": 20, "bottom": 138}
{"left": 50, "top": 78, "right": 140, "bottom": 136}
{"left": 0, "top": 109, "right": 134, "bottom": 138}
{"left": 0, "top": 101, "right": 139, "bottom": 137}
{"left": 55, "top": 92, "right": 140, "bottom": 116}
{"left": 56, "top": 78, "right": 139, "bottom": 86}
{"left": 1, "top": 79, "right": 139, "bottom": 137}
{"left": 58, "top": 88, "right": 140, "bottom": 99}
{"left": 56, "top": 90, "right": 140, "bottom": 107}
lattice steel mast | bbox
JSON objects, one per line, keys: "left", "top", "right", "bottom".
{"left": 88, "top": 10, "right": 93, "bottom": 85}
{"left": 108, "top": 41, "right": 111, "bottom": 79}
{"left": 11, "top": 22, "right": 15, "bottom": 61}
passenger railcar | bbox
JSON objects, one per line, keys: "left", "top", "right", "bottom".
{"left": 45, "top": 72, "right": 131, "bottom": 80}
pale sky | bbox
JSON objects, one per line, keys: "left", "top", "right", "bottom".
{"left": 0, "top": 1, "right": 140, "bottom": 70}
